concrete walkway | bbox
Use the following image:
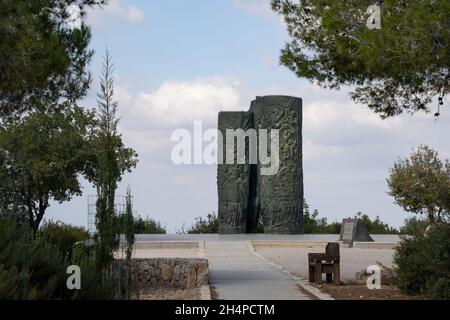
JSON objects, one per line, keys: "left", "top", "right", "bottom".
{"left": 204, "top": 241, "right": 310, "bottom": 300}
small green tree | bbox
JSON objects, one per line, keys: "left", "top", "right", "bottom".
{"left": 0, "top": 106, "right": 96, "bottom": 232}
{"left": 387, "top": 145, "right": 450, "bottom": 224}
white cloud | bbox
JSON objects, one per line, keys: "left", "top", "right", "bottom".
{"left": 125, "top": 5, "right": 145, "bottom": 24}
{"left": 304, "top": 100, "right": 402, "bottom": 131}
{"left": 232, "top": 0, "right": 275, "bottom": 18}
{"left": 114, "top": 83, "right": 133, "bottom": 106}
{"left": 132, "top": 77, "right": 242, "bottom": 128}
{"left": 87, "top": 0, "right": 145, "bottom": 29}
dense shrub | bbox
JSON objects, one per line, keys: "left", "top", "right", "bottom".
{"left": 394, "top": 223, "right": 450, "bottom": 299}
{"left": 0, "top": 217, "right": 68, "bottom": 299}
{"left": 426, "top": 278, "right": 450, "bottom": 300}
{"left": 39, "top": 221, "right": 90, "bottom": 258}
{"left": 356, "top": 212, "right": 399, "bottom": 234}
{"left": 69, "top": 245, "right": 116, "bottom": 300}
{"left": 183, "top": 203, "right": 397, "bottom": 235}
{"left": 186, "top": 213, "right": 218, "bottom": 234}
{"left": 400, "top": 217, "right": 429, "bottom": 236}
{"left": 304, "top": 205, "right": 341, "bottom": 234}
{"left": 0, "top": 216, "right": 115, "bottom": 300}
{"left": 116, "top": 214, "right": 166, "bottom": 234}
{"left": 133, "top": 215, "right": 166, "bottom": 234}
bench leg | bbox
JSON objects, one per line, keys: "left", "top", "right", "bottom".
{"left": 333, "top": 263, "right": 341, "bottom": 285}
{"left": 309, "top": 265, "right": 315, "bottom": 282}
{"left": 314, "top": 262, "right": 322, "bottom": 284}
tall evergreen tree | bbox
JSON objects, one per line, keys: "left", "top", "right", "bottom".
{"left": 91, "top": 50, "right": 138, "bottom": 273}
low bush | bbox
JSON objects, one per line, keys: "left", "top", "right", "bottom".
{"left": 356, "top": 212, "right": 399, "bottom": 234}
{"left": 116, "top": 214, "right": 166, "bottom": 234}
{"left": 0, "top": 216, "right": 116, "bottom": 300}
{"left": 400, "top": 216, "right": 429, "bottom": 236}
{"left": 186, "top": 213, "right": 218, "bottom": 234}
{"left": 39, "top": 221, "right": 90, "bottom": 258}
{"left": 304, "top": 208, "right": 341, "bottom": 234}
{"left": 394, "top": 223, "right": 450, "bottom": 299}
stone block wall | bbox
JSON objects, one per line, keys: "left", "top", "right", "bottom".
{"left": 118, "top": 258, "right": 209, "bottom": 289}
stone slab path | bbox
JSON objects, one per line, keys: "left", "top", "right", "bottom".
{"left": 204, "top": 241, "right": 310, "bottom": 300}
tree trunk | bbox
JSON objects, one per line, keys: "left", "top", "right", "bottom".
{"left": 427, "top": 207, "right": 435, "bottom": 224}
{"left": 26, "top": 184, "right": 35, "bottom": 231}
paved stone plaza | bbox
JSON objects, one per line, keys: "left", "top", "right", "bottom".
{"left": 133, "top": 234, "right": 400, "bottom": 300}
{"left": 256, "top": 247, "right": 395, "bottom": 283}
{"left": 205, "top": 241, "right": 311, "bottom": 300}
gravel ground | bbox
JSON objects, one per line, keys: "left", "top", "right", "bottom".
{"left": 256, "top": 247, "right": 395, "bottom": 282}
{"left": 139, "top": 286, "right": 201, "bottom": 300}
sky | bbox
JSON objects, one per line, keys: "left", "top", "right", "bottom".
{"left": 46, "top": 0, "right": 450, "bottom": 233}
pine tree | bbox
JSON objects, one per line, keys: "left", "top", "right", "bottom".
{"left": 0, "top": 0, "right": 106, "bottom": 119}
{"left": 272, "top": 0, "right": 449, "bottom": 117}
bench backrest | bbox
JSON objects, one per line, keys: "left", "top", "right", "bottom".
{"left": 325, "top": 242, "right": 340, "bottom": 256}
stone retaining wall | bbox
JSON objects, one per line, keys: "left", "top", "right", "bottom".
{"left": 117, "top": 258, "right": 208, "bottom": 289}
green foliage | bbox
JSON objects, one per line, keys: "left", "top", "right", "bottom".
{"left": 387, "top": 145, "right": 450, "bottom": 223}
{"left": 89, "top": 51, "right": 138, "bottom": 273}
{"left": 124, "top": 187, "right": 135, "bottom": 261}
{"left": 0, "top": 0, "right": 105, "bottom": 119}
{"left": 69, "top": 245, "right": 116, "bottom": 300}
{"left": 303, "top": 200, "right": 341, "bottom": 234}
{"left": 0, "top": 215, "right": 71, "bottom": 299}
{"left": 303, "top": 200, "right": 397, "bottom": 234}
{"left": 39, "top": 221, "right": 89, "bottom": 259}
{"left": 426, "top": 278, "right": 450, "bottom": 300}
{"left": 186, "top": 213, "right": 219, "bottom": 234}
{"left": 355, "top": 212, "right": 399, "bottom": 234}
{"left": 132, "top": 216, "right": 167, "bottom": 234}
{"left": 394, "top": 223, "right": 450, "bottom": 299}
{"left": 181, "top": 204, "right": 398, "bottom": 235}
{"left": 272, "top": 0, "right": 449, "bottom": 117}
{"left": 0, "top": 106, "right": 96, "bottom": 232}
{"left": 0, "top": 216, "right": 115, "bottom": 300}
{"left": 400, "top": 217, "right": 430, "bottom": 236}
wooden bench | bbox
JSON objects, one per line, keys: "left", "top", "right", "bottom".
{"left": 308, "top": 242, "right": 341, "bottom": 285}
